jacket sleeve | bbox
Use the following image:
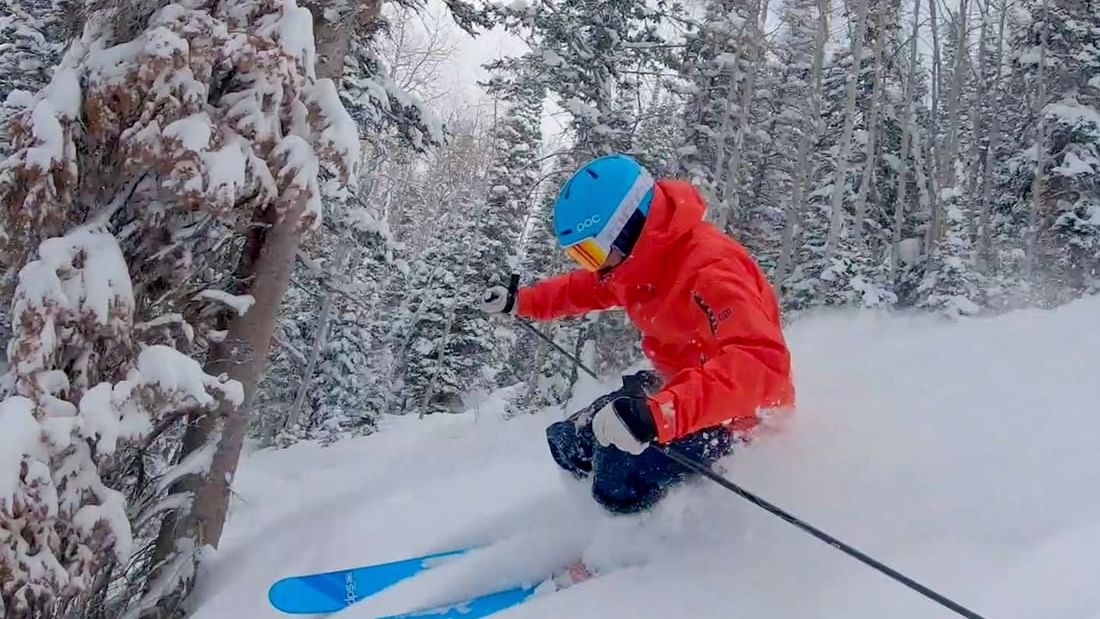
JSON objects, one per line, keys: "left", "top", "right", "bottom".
{"left": 647, "top": 267, "right": 793, "bottom": 443}
{"left": 516, "top": 270, "right": 619, "bottom": 321}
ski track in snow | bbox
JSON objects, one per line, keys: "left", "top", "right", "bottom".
{"left": 192, "top": 297, "right": 1100, "bottom": 619}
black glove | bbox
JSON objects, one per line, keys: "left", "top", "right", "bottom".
{"left": 592, "top": 372, "right": 661, "bottom": 454}
{"left": 611, "top": 396, "right": 658, "bottom": 442}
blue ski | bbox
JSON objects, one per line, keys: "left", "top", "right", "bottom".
{"left": 268, "top": 547, "right": 474, "bottom": 614}
{"left": 383, "top": 585, "right": 539, "bottom": 618}
{"left": 380, "top": 562, "right": 594, "bottom": 619}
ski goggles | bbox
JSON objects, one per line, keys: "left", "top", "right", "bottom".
{"left": 561, "top": 170, "right": 654, "bottom": 272}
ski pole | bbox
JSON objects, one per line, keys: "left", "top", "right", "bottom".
{"left": 513, "top": 317, "right": 988, "bottom": 619}
{"left": 655, "top": 445, "right": 987, "bottom": 619}
{"left": 514, "top": 317, "right": 600, "bottom": 381}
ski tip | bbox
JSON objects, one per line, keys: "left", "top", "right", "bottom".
{"left": 267, "top": 547, "right": 478, "bottom": 615}
{"left": 268, "top": 574, "right": 349, "bottom": 615}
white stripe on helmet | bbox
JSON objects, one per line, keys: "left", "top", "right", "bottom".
{"left": 594, "top": 168, "right": 654, "bottom": 250}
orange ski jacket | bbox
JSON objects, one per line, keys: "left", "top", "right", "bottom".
{"left": 517, "top": 180, "right": 794, "bottom": 442}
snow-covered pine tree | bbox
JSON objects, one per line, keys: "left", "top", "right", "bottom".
{"left": 497, "top": 0, "right": 679, "bottom": 376}
{"left": 0, "top": 0, "right": 359, "bottom": 614}
{"left": 675, "top": 1, "right": 753, "bottom": 210}
{"left": 512, "top": 177, "right": 597, "bottom": 410}
{"left": 1000, "top": 0, "right": 1100, "bottom": 303}
{"left": 477, "top": 66, "right": 546, "bottom": 385}
{"left": 731, "top": 50, "right": 791, "bottom": 272}
{"left": 0, "top": 0, "right": 71, "bottom": 154}
{"left": 0, "top": 230, "right": 244, "bottom": 619}
{"left": 773, "top": 0, "right": 831, "bottom": 293}
{"left": 916, "top": 189, "right": 983, "bottom": 316}
{"left": 303, "top": 218, "right": 393, "bottom": 440}
{"left": 783, "top": 0, "right": 901, "bottom": 311}
{"left": 0, "top": 0, "right": 73, "bottom": 352}
{"left": 969, "top": 0, "right": 1013, "bottom": 282}
{"left": 394, "top": 118, "right": 498, "bottom": 416}
{"left": 633, "top": 88, "right": 685, "bottom": 179}
{"left": 913, "top": 0, "right": 983, "bottom": 315}
{"left": 257, "top": 5, "right": 451, "bottom": 446}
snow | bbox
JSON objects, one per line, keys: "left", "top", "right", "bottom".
{"left": 142, "top": 26, "right": 189, "bottom": 60}
{"left": 78, "top": 383, "right": 123, "bottom": 454}
{"left": 1053, "top": 149, "right": 1097, "bottom": 177}
{"left": 194, "top": 289, "right": 255, "bottom": 315}
{"left": 0, "top": 396, "right": 41, "bottom": 503}
{"left": 308, "top": 78, "right": 361, "bottom": 182}
{"left": 72, "top": 486, "right": 132, "bottom": 562}
{"left": 24, "top": 100, "right": 66, "bottom": 171}
{"left": 563, "top": 98, "right": 599, "bottom": 122}
{"left": 19, "top": 228, "right": 134, "bottom": 328}
{"left": 191, "top": 297, "right": 1100, "bottom": 618}
{"left": 43, "top": 67, "right": 81, "bottom": 119}
{"left": 3, "top": 89, "right": 35, "bottom": 111}
{"left": 137, "top": 313, "right": 196, "bottom": 343}
{"left": 714, "top": 52, "right": 738, "bottom": 68}
{"left": 135, "top": 346, "right": 218, "bottom": 407}
{"left": 272, "top": 134, "right": 323, "bottom": 223}
{"left": 541, "top": 49, "right": 564, "bottom": 67}
{"left": 275, "top": 0, "right": 318, "bottom": 80}
{"left": 1045, "top": 98, "right": 1100, "bottom": 129}
{"left": 897, "top": 237, "right": 922, "bottom": 265}
{"left": 157, "top": 441, "right": 217, "bottom": 493}
{"left": 163, "top": 113, "right": 214, "bottom": 152}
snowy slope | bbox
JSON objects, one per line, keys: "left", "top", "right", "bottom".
{"left": 192, "top": 297, "right": 1100, "bottom": 619}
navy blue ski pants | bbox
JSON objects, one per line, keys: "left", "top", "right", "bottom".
{"left": 546, "top": 387, "right": 732, "bottom": 514}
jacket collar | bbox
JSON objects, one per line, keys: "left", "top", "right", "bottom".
{"left": 600, "top": 179, "right": 705, "bottom": 287}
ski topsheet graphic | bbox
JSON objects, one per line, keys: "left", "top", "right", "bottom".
{"left": 270, "top": 497, "right": 597, "bottom": 616}
{"left": 269, "top": 546, "right": 593, "bottom": 617}
{"left": 268, "top": 547, "right": 474, "bottom": 614}
{"left": 382, "top": 561, "right": 594, "bottom": 619}
{"left": 382, "top": 584, "right": 539, "bottom": 619}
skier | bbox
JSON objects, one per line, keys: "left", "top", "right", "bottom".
{"left": 481, "top": 154, "right": 794, "bottom": 513}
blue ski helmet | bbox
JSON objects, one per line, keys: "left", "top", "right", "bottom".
{"left": 553, "top": 154, "right": 654, "bottom": 271}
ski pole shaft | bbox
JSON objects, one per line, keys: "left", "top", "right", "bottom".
{"left": 656, "top": 445, "right": 986, "bottom": 619}
{"left": 514, "top": 318, "right": 600, "bottom": 381}
{"left": 515, "top": 317, "right": 987, "bottom": 619}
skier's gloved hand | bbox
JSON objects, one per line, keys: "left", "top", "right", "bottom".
{"left": 593, "top": 395, "right": 658, "bottom": 455}
{"left": 479, "top": 276, "right": 519, "bottom": 315}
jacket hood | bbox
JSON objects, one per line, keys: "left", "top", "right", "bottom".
{"left": 609, "top": 179, "right": 706, "bottom": 284}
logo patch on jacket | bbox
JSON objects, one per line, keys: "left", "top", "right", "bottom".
{"left": 692, "top": 291, "right": 730, "bottom": 337}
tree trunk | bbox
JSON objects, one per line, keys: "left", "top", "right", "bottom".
{"left": 890, "top": 0, "right": 922, "bottom": 279}
{"left": 420, "top": 299, "right": 458, "bottom": 419}
{"left": 966, "top": 3, "right": 989, "bottom": 242}
{"left": 146, "top": 202, "right": 309, "bottom": 618}
{"left": 851, "top": 2, "right": 889, "bottom": 247}
{"left": 718, "top": 0, "right": 770, "bottom": 233}
{"left": 1025, "top": 0, "right": 1050, "bottom": 283}
{"left": 942, "top": 0, "right": 970, "bottom": 191}
{"left": 776, "top": 0, "right": 831, "bottom": 285}
{"left": 824, "top": 0, "right": 870, "bottom": 258}
{"left": 146, "top": 4, "right": 376, "bottom": 615}
{"left": 909, "top": 124, "right": 935, "bottom": 233}
{"left": 925, "top": 0, "right": 944, "bottom": 253}
{"left": 709, "top": 9, "right": 752, "bottom": 212}
{"left": 977, "top": 1, "right": 1009, "bottom": 273}
{"left": 286, "top": 237, "right": 353, "bottom": 429}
